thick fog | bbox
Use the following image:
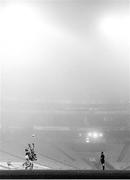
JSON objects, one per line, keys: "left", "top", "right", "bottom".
{"left": 0, "top": 1, "right": 130, "bottom": 172}
{"left": 0, "top": 0, "right": 129, "bottom": 127}
{"left": 0, "top": 0, "right": 129, "bottom": 103}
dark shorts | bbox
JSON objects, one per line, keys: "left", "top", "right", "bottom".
{"left": 101, "top": 160, "right": 105, "bottom": 164}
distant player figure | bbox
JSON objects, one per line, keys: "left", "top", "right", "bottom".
{"left": 7, "top": 161, "right": 11, "bottom": 166}
{"left": 28, "top": 143, "right": 37, "bottom": 161}
{"left": 23, "top": 154, "right": 33, "bottom": 170}
{"left": 23, "top": 143, "right": 37, "bottom": 170}
{"left": 25, "top": 148, "right": 30, "bottom": 158}
{"left": 7, "top": 161, "right": 12, "bottom": 169}
{"left": 100, "top": 152, "right": 105, "bottom": 170}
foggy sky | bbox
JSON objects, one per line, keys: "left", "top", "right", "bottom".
{"left": 0, "top": 0, "right": 130, "bottom": 104}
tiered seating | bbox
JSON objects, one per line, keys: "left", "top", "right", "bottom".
{"left": 0, "top": 162, "right": 50, "bottom": 170}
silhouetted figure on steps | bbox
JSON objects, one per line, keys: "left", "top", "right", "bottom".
{"left": 23, "top": 143, "right": 37, "bottom": 170}
{"left": 100, "top": 152, "right": 105, "bottom": 170}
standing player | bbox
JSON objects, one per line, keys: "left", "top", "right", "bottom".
{"left": 23, "top": 149, "right": 33, "bottom": 170}
{"left": 28, "top": 143, "right": 37, "bottom": 161}
{"left": 100, "top": 152, "right": 105, "bottom": 170}
{"left": 23, "top": 143, "right": 37, "bottom": 170}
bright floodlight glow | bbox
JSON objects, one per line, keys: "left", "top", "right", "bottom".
{"left": 87, "top": 131, "right": 103, "bottom": 139}
{"left": 88, "top": 132, "right": 92, "bottom": 137}
{"left": 0, "top": 2, "right": 64, "bottom": 66}
{"left": 86, "top": 137, "right": 90, "bottom": 143}
{"left": 99, "top": 133, "right": 103, "bottom": 137}
{"left": 0, "top": 3, "right": 38, "bottom": 56}
{"left": 93, "top": 132, "right": 98, "bottom": 138}
{"left": 99, "top": 13, "right": 130, "bottom": 44}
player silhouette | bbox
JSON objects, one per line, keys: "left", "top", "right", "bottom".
{"left": 100, "top": 152, "right": 105, "bottom": 170}
{"left": 23, "top": 143, "right": 37, "bottom": 170}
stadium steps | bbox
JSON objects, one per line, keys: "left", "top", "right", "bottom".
{"left": 52, "top": 143, "right": 90, "bottom": 169}
{"left": 105, "top": 161, "right": 116, "bottom": 170}
{"left": 0, "top": 162, "right": 50, "bottom": 170}
{"left": 0, "top": 141, "right": 75, "bottom": 169}
{"left": 82, "top": 157, "right": 98, "bottom": 170}
{"left": 0, "top": 148, "right": 51, "bottom": 170}
{"left": 38, "top": 153, "right": 76, "bottom": 169}
{"left": 117, "top": 142, "right": 130, "bottom": 162}
{"left": 119, "top": 144, "right": 130, "bottom": 162}
{"left": 105, "top": 144, "right": 124, "bottom": 162}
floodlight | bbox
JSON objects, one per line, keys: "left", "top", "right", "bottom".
{"left": 99, "top": 133, "right": 103, "bottom": 137}
{"left": 93, "top": 132, "right": 98, "bottom": 138}
{"left": 86, "top": 137, "right": 90, "bottom": 143}
{"left": 99, "top": 13, "right": 130, "bottom": 45}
